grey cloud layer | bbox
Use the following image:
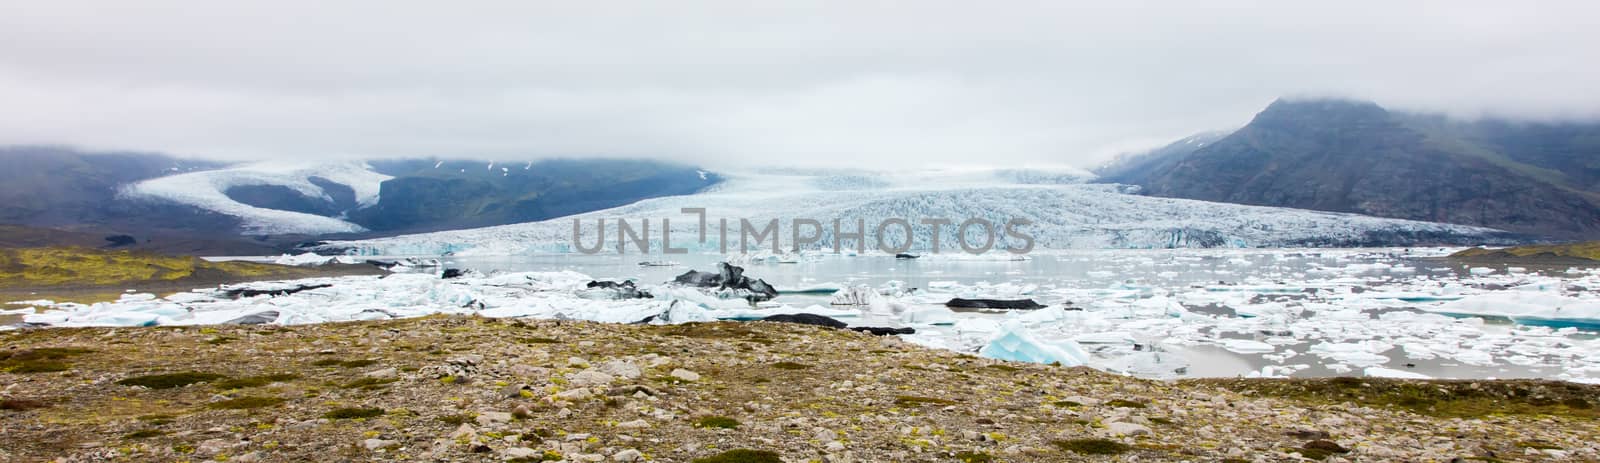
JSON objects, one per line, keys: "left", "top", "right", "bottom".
{"left": 1, "top": 1, "right": 1595, "bottom": 167}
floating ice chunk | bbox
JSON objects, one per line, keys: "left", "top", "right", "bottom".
{"left": 274, "top": 253, "right": 335, "bottom": 266}
{"left": 830, "top": 285, "right": 880, "bottom": 306}
{"left": 714, "top": 304, "right": 858, "bottom": 321}
{"left": 1307, "top": 341, "right": 1392, "bottom": 367}
{"left": 1429, "top": 293, "right": 1600, "bottom": 328}
{"left": 1101, "top": 351, "right": 1190, "bottom": 379}
{"left": 1017, "top": 306, "right": 1075, "bottom": 324}
{"left": 901, "top": 306, "right": 957, "bottom": 325}
{"left": 1220, "top": 339, "right": 1276, "bottom": 354}
{"left": 1074, "top": 332, "right": 1135, "bottom": 344}
{"left": 978, "top": 320, "right": 1089, "bottom": 366}
{"left": 1468, "top": 267, "right": 1495, "bottom": 275}
{"left": 1365, "top": 367, "right": 1431, "bottom": 379}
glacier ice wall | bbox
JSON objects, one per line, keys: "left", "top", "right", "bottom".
{"left": 326, "top": 169, "right": 1506, "bottom": 256}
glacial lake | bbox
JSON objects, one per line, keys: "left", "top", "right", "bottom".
{"left": 429, "top": 248, "right": 1600, "bottom": 382}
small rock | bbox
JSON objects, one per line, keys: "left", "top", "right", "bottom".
{"left": 364, "top": 367, "right": 398, "bottom": 379}
{"left": 618, "top": 419, "right": 651, "bottom": 429}
{"left": 815, "top": 429, "right": 838, "bottom": 442}
{"left": 613, "top": 449, "right": 643, "bottom": 462}
{"left": 503, "top": 447, "right": 539, "bottom": 458}
{"left": 670, "top": 369, "right": 701, "bottom": 381}
{"left": 363, "top": 439, "right": 399, "bottom": 451}
{"left": 476, "top": 411, "right": 512, "bottom": 426}
{"left": 825, "top": 441, "right": 846, "bottom": 452}
{"left": 1106, "top": 422, "right": 1151, "bottom": 437}
{"left": 569, "top": 357, "right": 592, "bottom": 368}
{"left": 569, "top": 369, "right": 615, "bottom": 387}
{"left": 600, "top": 360, "right": 643, "bottom": 379}
{"left": 556, "top": 387, "right": 594, "bottom": 400}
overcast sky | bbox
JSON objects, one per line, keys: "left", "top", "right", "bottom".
{"left": 1, "top": 1, "right": 1596, "bottom": 168}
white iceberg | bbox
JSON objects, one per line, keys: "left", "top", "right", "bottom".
{"left": 978, "top": 320, "right": 1090, "bottom": 366}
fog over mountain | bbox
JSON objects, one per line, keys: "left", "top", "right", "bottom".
{"left": 2, "top": 1, "right": 1597, "bottom": 168}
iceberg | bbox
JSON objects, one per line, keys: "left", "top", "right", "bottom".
{"left": 978, "top": 320, "right": 1090, "bottom": 366}
{"left": 1364, "top": 367, "right": 1431, "bottom": 380}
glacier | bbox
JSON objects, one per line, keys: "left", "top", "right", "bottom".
{"left": 323, "top": 168, "right": 1507, "bottom": 256}
{"left": 121, "top": 161, "right": 391, "bottom": 235}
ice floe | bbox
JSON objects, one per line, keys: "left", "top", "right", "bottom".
{"left": 12, "top": 247, "right": 1600, "bottom": 383}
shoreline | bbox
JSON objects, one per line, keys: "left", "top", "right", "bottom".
{"left": 2, "top": 316, "right": 1596, "bottom": 462}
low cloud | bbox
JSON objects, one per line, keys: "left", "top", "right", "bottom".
{"left": 1, "top": 1, "right": 1595, "bottom": 167}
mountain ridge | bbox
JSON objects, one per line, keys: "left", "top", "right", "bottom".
{"left": 1101, "top": 98, "right": 1600, "bottom": 239}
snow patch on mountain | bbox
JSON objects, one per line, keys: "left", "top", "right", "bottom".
{"left": 122, "top": 161, "right": 391, "bottom": 235}
{"left": 325, "top": 168, "right": 1505, "bottom": 256}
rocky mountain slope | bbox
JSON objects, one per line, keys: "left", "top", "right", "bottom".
{"left": 1, "top": 316, "right": 1594, "bottom": 462}
{"left": 1101, "top": 99, "right": 1600, "bottom": 239}
{"left": 0, "top": 148, "right": 720, "bottom": 250}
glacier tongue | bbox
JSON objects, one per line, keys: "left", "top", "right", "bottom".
{"left": 325, "top": 169, "right": 1505, "bottom": 256}
{"left": 122, "top": 161, "right": 391, "bottom": 235}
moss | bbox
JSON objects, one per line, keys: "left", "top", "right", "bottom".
{"left": 312, "top": 359, "right": 378, "bottom": 368}
{"left": 1284, "top": 439, "right": 1346, "bottom": 460}
{"left": 0, "top": 398, "right": 48, "bottom": 411}
{"left": 0, "top": 347, "right": 93, "bottom": 373}
{"left": 770, "top": 361, "right": 811, "bottom": 370}
{"left": 2, "top": 360, "right": 71, "bottom": 373}
{"left": 506, "top": 450, "right": 565, "bottom": 462}
{"left": 1196, "top": 377, "right": 1600, "bottom": 419}
{"left": 1148, "top": 417, "right": 1174, "bottom": 425}
{"left": 1104, "top": 399, "right": 1147, "bottom": 408}
{"left": 1516, "top": 440, "right": 1563, "bottom": 450}
{"left": 341, "top": 377, "right": 398, "bottom": 390}
{"left": 520, "top": 337, "right": 563, "bottom": 344}
{"left": 985, "top": 364, "right": 1021, "bottom": 372}
{"left": 213, "top": 373, "right": 300, "bottom": 390}
{"left": 1294, "top": 447, "right": 1335, "bottom": 460}
{"left": 895, "top": 395, "right": 959, "bottom": 407}
{"left": 690, "top": 449, "right": 782, "bottom": 463}
{"left": 1450, "top": 242, "right": 1600, "bottom": 260}
{"left": 953, "top": 451, "right": 994, "bottom": 462}
{"left": 663, "top": 323, "right": 761, "bottom": 339}
{"left": 0, "top": 247, "right": 308, "bottom": 288}
{"left": 137, "top": 414, "right": 176, "bottom": 425}
{"left": 123, "top": 429, "right": 167, "bottom": 439}
{"left": 693, "top": 415, "right": 740, "bottom": 429}
{"left": 1051, "top": 400, "right": 1082, "bottom": 408}
{"left": 116, "top": 372, "right": 226, "bottom": 389}
{"left": 438, "top": 414, "right": 473, "bottom": 425}
{"left": 206, "top": 396, "right": 286, "bottom": 410}
{"left": 1052, "top": 438, "right": 1131, "bottom": 455}
{"left": 324, "top": 407, "right": 385, "bottom": 419}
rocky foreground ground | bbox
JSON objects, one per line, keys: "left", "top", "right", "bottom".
{"left": 2, "top": 316, "right": 1597, "bottom": 462}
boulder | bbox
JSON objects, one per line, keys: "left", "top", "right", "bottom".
{"left": 945, "top": 298, "right": 1046, "bottom": 310}
{"left": 223, "top": 311, "right": 280, "bottom": 325}
{"left": 761, "top": 313, "right": 848, "bottom": 329}
{"left": 671, "top": 262, "right": 778, "bottom": 303}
